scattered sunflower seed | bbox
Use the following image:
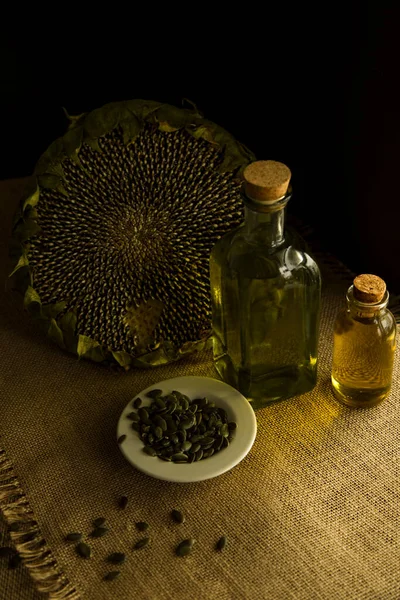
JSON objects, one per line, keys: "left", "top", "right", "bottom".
{"left": 93, "top": 517, "right": 106, "bottom": 528}
{"left": 216, "top": 535, "right": 227, "bottom": 551}
{"left": 76, "top": 542, "right": 91, "bottom": 559}
{"left": 171, "top": 509, "right": 185, "bottom": 524}
{"left": 117, "top": 434, "right": 127, "bottom": 444}
{"left": 104, "top": 570, "right": 121, "bottom": 581}
{"left": 91, "top": 527, "right": 109, "bottom": 538}
{"left": 107, "top": 552, "right": 126, "bottom": 564}
{"left": 134, "top": 537, "right": 150, "bottom": 550}
{"left": 118, "top": 496, "right": 129, "bottom": 510}
{"left": 65, "top": 532, "right": 82, "bottom": 542}
{"left": 135, "top": 522, "right": 149, "bottom": 532}
{"left": 175, "top": 538, "right": 195, "bottom": 557}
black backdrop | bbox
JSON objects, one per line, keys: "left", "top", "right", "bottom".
{"left": 2, "top": 6, "right": 399, "bottom": 291}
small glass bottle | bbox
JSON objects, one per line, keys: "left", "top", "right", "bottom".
{"left": 209, "top": 160, "right": 321, "bottom": 409}
{"left": 331, "top": 274, "right": 397, "bottom": 407}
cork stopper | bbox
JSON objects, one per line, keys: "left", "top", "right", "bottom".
{"left": 353, "top": 274, "right": 386, "bottom": 303}
{"left": 243, "top": 160, "right": 291, "bottom": 203}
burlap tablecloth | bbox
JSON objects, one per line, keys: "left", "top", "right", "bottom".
{"left": 1, "top": 179, "right": 399, "bottom": 600}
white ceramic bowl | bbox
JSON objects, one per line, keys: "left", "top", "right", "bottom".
{"left": 117, "top": 376, "right": 257, "bottom": 483}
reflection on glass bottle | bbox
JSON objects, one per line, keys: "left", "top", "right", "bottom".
{"left": 210, "top": 160, "right": 321, "bottom": 409}
{"left": 331, "top": 274, "right": 396, "bottom": 407}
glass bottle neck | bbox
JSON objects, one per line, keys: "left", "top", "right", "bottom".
{"left": 347, "top": 285, "right": 389, "bottom": 319}
{"left": 243, "top": 203, "right": 286, "bottom": 247}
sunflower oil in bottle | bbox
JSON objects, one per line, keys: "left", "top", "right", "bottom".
{"left": 210, "top": 160, "right": 321, "bottom": 409}
{"left": 331, "top": 274, "right": 396, "bottom": 407}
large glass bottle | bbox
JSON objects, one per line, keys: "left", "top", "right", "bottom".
{"left": 210, "top": 160, "right": 321, "bottom": 409}
{"left": 331, "top": 274, "right": 396, "bottom": 407}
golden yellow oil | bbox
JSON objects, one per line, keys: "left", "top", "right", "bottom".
{"left": 331, "top": 308, "right": 396, "bottom": 407}
{"left": 210, "top": 228, "right": 321, "bottom": 409}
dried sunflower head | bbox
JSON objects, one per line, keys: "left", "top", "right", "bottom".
{"left": 10, "top": 100, "right": 254, "bottom": 368}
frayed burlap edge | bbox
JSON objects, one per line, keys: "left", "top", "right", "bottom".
{"left": 0, "top": 448, "right": 81, "bottom": 600}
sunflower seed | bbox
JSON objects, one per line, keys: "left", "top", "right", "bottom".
{"left": 76, "top": 542, "right": 91, "bottom": 559}
{"left": 171, "top": 453, "right": 188, "bottom": 462}
{"left": 221, "top": 423, "right": 229, "bottom": 437}
{"left": 108, "top": 552, "right": 126, "bottom": 564}
{"left": 133, "top": 397, "right": 142, "bottom": 409}
{"left": 200, "top": 436, "right": 215, "bottom": 446}
{"left": 154, "top": 415, "right": 167, "bottom": 431}
{"left": 138, "top": 408, "right": 151, "bottom": 424}
{"left": 171, "top": 509, "right": 185, "bottom": 524}
{"left": 117, "top": 434, "right": 127, "bottom": 444}
{"left": 228, "top": 421, "right": 237, "bottom": 431}
{"left": 134, "top": 537, "right": 150, "bottom": 550}
{"left": 143, "top": 446, "right": 157, "bottom": 457}
{"left": 155, "top": 397, "right": 166, "bottom": 409}
{"left": 216, "top": 535, "right": 227, "bottom": 551}
{"left": 190, "top": 443, "right": 201, "bottom": 454}
{"left": 126, "top": 411, "right": 139, "bottom": 421}
{"left": 93, "top": 517, "right": 106, "bottom": 528}
{"left": 118, "top": 496, "right": 129, "bottom": 509}
{"left": 65, "top": 532, "right": 82, "bottom": 542}
{"left": 147, "top": 389, "right": 162, "bottom": 399}
{"left": 195, "top": 449, "right": 203, "bottom": 461}
{"left": 91, "top": 527, "right": 109, "bottom": 538}
{"left": 154, "top": 426, "right": 163, "bottom": 439}
{"left": 135, "top": 522, "right": 149, "bottom": 532}
{"left": 104, "top": 570, "right": 121, "bottom": 581}
{"left": 181, "top": 441, "right": 192, "bottom": 452}
{"left": 175, "top": 538, "right": 195, "bottom": 557}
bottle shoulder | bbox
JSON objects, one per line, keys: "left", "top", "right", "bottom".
{"left": 334, "top": 305, "right": 397, "bottom": 338}
{"left": 211, "top": 227, "right": 320, "bottom": 283}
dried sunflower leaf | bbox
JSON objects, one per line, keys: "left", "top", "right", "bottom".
{"left": 190, "top": 125, "right": 216, "bottom": 143}
{"left": 83, "top": 104, "right": 121, "bottom": 139}
{"left": 63, "top": 126, "right": 83, "bottom": 161}
{"left": 120, "top": 112, "right": 142, "bottom": 145}
{"left": 112, "top": 350, "right": 133, "bottom": 370}
{"left": 37, "top": 174, "right": 62, "bottom": 190}
{"left": 22, "top": 185, "right": 40, "bottom": 212}
{"left": 158, "top": 121, "right": 180, "bottom": 133}
{"left": 77, "top": 335, "right": 107, "bottom": 362}
{"left": 48, "top": 318, "right": 65, "bottom": 349}
{"left": 9, "top": 252, "right": 29, "bottom": 277}
{"left": 13, "top": 218, "right": 41, "bottom": 242}
{"left": 155, "top": 105, "right": 193, "bottom": 129}
{"left": 24, "top": 286, "right": 41, "bottom": 315}
{"left": 42, "top": 301, "right": 67, "bottom": 320}
{"left": 83, "top": 135, "right": 102, "bottom": 153}
{"left": 59, "top": 311, "right": 78, "bottom": 353}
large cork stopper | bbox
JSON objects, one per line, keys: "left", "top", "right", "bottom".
{"left": 243, "top": 160, "right": 291, "bottom": 203}
{"left": 353, "top": 274, "right": 386, "bottom": 303}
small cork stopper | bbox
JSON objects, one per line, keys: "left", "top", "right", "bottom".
{"left": 353, "top": 274, "right": 386, "bottom": 303}
{"left": 243, "top": 160, "right": 291, "bottom": 203}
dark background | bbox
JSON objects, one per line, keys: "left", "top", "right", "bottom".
{"left": 1, "top": 6, "right": 399, "bottom": 291}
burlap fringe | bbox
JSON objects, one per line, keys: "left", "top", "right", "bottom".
{"left": 0, "top": 449, "right": 81, "bottom": 599}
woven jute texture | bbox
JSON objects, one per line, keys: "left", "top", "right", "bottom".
{"left": 1, "top": 179, "right": 399, "bottom": 600}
